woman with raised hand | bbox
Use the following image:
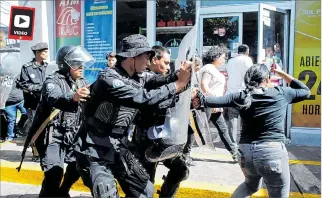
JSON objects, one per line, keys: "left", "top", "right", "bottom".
{"left": 193, "top": 64, "right": 310, "bottom": 198}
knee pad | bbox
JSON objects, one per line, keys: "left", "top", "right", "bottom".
{"left": 93, "top": 174, "right": 118, "bottom": 198}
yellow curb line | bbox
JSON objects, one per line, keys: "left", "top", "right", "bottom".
{"left": 289, "top": 160, "right": 321, "bottom": 166}
{"left": 1, "top": 164, "right": 320, "bottom": 198}
{"left": 190, "top": 153, "right": 321, "bottom": 166}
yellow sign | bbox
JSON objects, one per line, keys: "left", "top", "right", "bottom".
{"left": 292, "top": 1, "right": 321, "bottom": 127}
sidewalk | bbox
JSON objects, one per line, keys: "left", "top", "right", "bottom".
{"left": 0, "top": 138, "right": 320, "bottom": 198}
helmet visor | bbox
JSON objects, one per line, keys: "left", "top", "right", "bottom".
{"left": 63, "top": 46, "right": 95, "bottom": 69}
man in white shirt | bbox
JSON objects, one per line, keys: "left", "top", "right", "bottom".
{"left": 224, "top": 44, "right": 253, "bottom": 145}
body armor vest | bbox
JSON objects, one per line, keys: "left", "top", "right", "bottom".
{"left": 84, "top": 68, "right": 140, "bottom": 139}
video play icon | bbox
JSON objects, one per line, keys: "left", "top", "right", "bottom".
{"left": 14, "top": 15, "right": 30, "bottom": 28}
{"left": 9, "top": 6, "right": 35, "bottom": 40}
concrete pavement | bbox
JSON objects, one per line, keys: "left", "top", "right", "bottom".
{"left": 0, "top": 138, "right": 320, "bottom": 198}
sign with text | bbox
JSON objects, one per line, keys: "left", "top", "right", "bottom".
{"left": 8, "top": 6, "right": 35, "bottom": 40}
{"left": 55, "top": 0, "right": 81, "bottom": 50}
{"left": 84, "top": 0, "right": 113, "bottom": 84}
{"left": 292, "top": 1, "right": 321, "bottom": 128}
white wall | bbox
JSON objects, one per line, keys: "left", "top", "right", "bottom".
{"left": 0, "top": 1, "right": 19, "bottom": 27}
{"left": 18, "top": 1, "right": 55, "bottom": 64}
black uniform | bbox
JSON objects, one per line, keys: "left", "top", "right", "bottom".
{"left": 18, "top": 59, "right": 48, "bottom": 110}
{"left": 133, "top": 70, "right": 190, "bottom": 198}
{"left": 29, "top": 71, "right": 87, "bottom": 197}
{"left": 74, "top": 65, "right": 178, "bottom": 198}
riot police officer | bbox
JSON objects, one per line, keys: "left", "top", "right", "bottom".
{"left": 74, "top": 34, "right": 191, "bottom": 198}
{"left": 18, "top": 42, "right": 48, "bottom": 119}
{"left": 133, "top": 46, "right": 191, "bottom": 198}
{"left": 29, "top": 45, "right": 93, "bottom": 197}
{"left": 18, "top": 42, "right": 49, "bottom": 160}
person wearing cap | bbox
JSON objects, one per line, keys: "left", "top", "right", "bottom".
{"left": 28, "top": 45, "right": 92, "bottom": 197}
{"left": 18, "top": 42, "right": 49, "bottom": 111}
{"left": 106, "top": 52, "right": 117, "bottom": 68}
{"left": 74, "top": 34, "right": 191, "bottom": 198}
{"left": 17, "top": 42, "right": 49, "bottom": 161}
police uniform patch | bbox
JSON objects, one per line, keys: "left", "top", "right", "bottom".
{"left": 30, "top": 74, "right": 35, "bottom": 78}
{"left": 46, "top": 83, "right": 55, "bottom": 91}
{"left": 112, "top": 79, "right": 125, "bottom": 88}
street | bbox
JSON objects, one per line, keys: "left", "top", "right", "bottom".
{"left": 0, "top": 137, "right": 320, "bottom": 198}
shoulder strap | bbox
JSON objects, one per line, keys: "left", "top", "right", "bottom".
{"left": 30, "top": 109, "right": 60, "bottom": 144}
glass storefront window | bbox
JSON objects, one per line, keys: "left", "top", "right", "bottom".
{"left": 155, "top": 0, "right": 196, "bottom": 61}
{"left": 201, "top": 0, "right": 289, "bottom": 7}
{"left": 243, "top": 12, "right": 258, "bottom": 63}
{"left": 202, "top": 16, "right": 240, "bottom": 59}
{"left": 262, "top": 9, "right": 285, "bottom": 68}
{"left": 261, "top": 9, "right": 285, "bottom": 86}
{"left": 116, "top": 0, "right": 146, "bottom": 52}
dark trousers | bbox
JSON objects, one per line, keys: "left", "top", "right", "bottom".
{"left": 183, "top": 125, "right": 195, "bottom": 155}
{"left": 38, "top": 142, "right": 80, "bottom": 197}
{"left": 209, "top": 112, "right": 238, "bottom": 154}
{"left": 81, "top": 144, "right": 154, "bottom": 198}
{"left": 224, "top": 107, "right": 240, "bottom": 144}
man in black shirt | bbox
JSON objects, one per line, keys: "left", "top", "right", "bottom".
{"left": 133, "top": 45, "right": 191, "bottom": 198}
{"left": 18, "top": 42, "right": 48, "bottom": 160}
{"left": 74, "top": 34, "right": 191, "bottom": 198}
{"left": 29, "top": 45, "right": 91, "bottom": 197}
{"left": 18, "top": 42, "right": 49, "bottom": 111}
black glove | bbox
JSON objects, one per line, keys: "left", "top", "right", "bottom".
{"left": 32, "top": 84, "right": 43, "bottom": 92}
{"left": 191, "top": 90, "right": 206, "bottom": 110}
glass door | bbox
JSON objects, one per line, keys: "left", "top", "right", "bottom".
{"left": 258, "top": 4, "right": 290, "bottom": 138}
{"left": 200, "top": 13, "right": 243, "bottom": 60}
{"left": 258, "top": 4, "right": 288, "bottom": 72}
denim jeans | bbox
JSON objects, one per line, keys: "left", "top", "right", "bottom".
{"left": 232, "top": 142, "right": 290, "bottom": 198}
{"left": 208, "top": 112, "right": 238, "bottom": 154}
{"left": 3, "top": 101, "right": 27, "bottom": 139}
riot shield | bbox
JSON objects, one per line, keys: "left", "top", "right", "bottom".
{"left": 145, "top": 8, "right": 200, "bottom": 162}
{"left": 45, "top": 61, "right": 59, "bottom": 78}
{"left": 190, "top": 109, "right": 216, "bottom": 150}
{"left": 0, "top": 52, "right": 21, "bottom": 109}
{"left": 189, "top": 66, "right": 216, "bottom": 151}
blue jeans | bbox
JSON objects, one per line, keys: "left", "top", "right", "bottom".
{"left": 232, "top": 142, "right": 290, "bottom": 198}
{"left": 3, "top": 101, "right": 27, "bottom": 139}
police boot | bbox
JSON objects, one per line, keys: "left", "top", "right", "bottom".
{"left": 158, "top": 159, "right": 189, "bottom": 198}
{"left": 31, "top": 146, "right": 39, "bottom": 162}
{"left": 59, "top": 162, "right": 80, "bottom": 197}
{"left": 17, "top": 114, "right": 28, "bottom": 133}
{"left": 39, "top": 167, "right": 64, "bottom": 197}
{"left": 158, "top": 174, "right": 180, "bottom": 198}
{"left": 14, "top": 123, "right": 23, "bottom": 138}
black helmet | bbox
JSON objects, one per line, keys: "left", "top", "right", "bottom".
{"left": 56, "top": 45, "right": 75, "bottom": 71}
{"left": 56, "top": 45, "right": 95, "bottom": 72}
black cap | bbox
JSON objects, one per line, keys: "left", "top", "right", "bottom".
{"left": 116, "top": 34, "right": 155, "bottom": 58}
